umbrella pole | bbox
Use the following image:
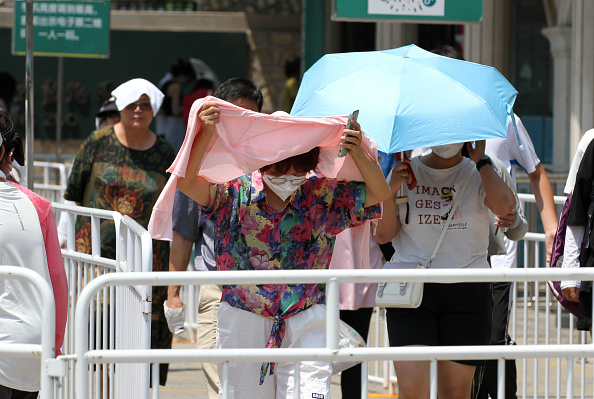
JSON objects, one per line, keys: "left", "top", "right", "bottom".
{"left": 395, "top": 151, "right": 408, "bottom": 204}
{"left": 395, "top": 182, "right": 408, "bottom": 204}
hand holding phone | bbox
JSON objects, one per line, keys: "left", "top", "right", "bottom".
{"left": 338, "top": 110, "right": 359, "bottom": 158}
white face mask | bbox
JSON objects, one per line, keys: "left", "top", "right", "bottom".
{"left": 262, "top": 174, "right": 306, "bottom": 201}
{"left": 430, "top": 143, "right": 464, "bottom": 159}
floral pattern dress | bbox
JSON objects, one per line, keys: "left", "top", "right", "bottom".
{"left": 64, "top": 125, "right": 175, "bottom": 385}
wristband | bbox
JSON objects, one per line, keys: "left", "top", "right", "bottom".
{"left": 476, "top": 156, "right": 493, "bottom": 172}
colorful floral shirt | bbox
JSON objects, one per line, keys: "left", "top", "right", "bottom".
{"left": 200, "top": 171, "right": 380, "bottom": 381}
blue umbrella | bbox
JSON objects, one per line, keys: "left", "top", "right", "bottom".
{"left": 290, "top": 44, "right": 518, "bottom": 154}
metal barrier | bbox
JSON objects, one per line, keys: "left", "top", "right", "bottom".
{"left": 51, "top": 202, "right": 153, "bottom": 399}
{"left": 369, "top": 193, "right": 590, "bottom": 398}
{"left": 370, "top": 193, "right": 591, "bottom": 398}
{"left": 179, "top": 265, "right": 200, "bottom": 342}
{"left": 33, "top": 161, "right": 72, "bottom": 204}
{"left": 514, "top": 193, "right": 590, "bottom": 399}
{"left": 30, "top": 160, "right": 204, "bottom": 343}
{"left": 72, "top": 268, "right": 594, "bottom": 399}
{"left": 0, "top": 266, "right": 56, "bottom": 398}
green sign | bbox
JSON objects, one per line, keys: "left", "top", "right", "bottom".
{"left": 333, "top": 0, "right": 482, "bottom": 23}
{"left": 12, "top": 0, "right": 110, "bottom": 58}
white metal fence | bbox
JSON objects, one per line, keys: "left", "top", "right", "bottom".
{"left": 32, "top": 159, "right": 203, "bottom": 345}
{"left": 72, "top": 267, "right": 594, "bottom": 399}
{"left": 51, "top": 202, "right": 153, "bottom": 399}
{"left": 367, "top": 192, "right": 592, "bottom": 398}
{"left": 33, "top": 161, "right": 71, "bottom": 204}
{"left": 0, "top": 267, "right": 56, "bottom": 397}
{"left": 24, "top": 165, "right": 594, "bottom": 399}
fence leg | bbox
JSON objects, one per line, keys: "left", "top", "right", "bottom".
{"left": 221, "top": 362, "right": 229, "bottom": 399}
{"left": 497, "top": 358, "right": 505, "bottom": 399}
{"left": 360, "top": 361, "right": 369, "bottom": 399}
{"left": 294, "top": 362, "right": 301, "bottom": 399}
{"left": 429, "top": 360, "right": 437, "bottom": 399}
{"left": 152, "top": 363, "right": 160, "bottom": 399}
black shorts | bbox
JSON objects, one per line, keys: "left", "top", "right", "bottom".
{"left": 386, "top": 282, "right": 492, "bottom": 367}
{"left": 577, "top": 291, "right": 592, "bottom": 331}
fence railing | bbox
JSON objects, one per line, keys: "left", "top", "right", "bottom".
{"left": 72, "top": 268, "right": 594, "bottom": 399}
{"left": 50, "top": 202, "right": 153, "bottom": 399}
{"left": 33, "top": 161, "right": 72, "bottom": 204}
{"left": 26, "top": 170, "right": 592, "bottom": 399}
{"left": 0, "top": 266, "right": 56, "bottom": 398}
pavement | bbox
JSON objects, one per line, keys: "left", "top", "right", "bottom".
{"left": 156, "top": 340, "right": 210, "bottom": 398}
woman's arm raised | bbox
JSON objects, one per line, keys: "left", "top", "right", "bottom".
{"left": 341, "top": 120, "right": 392, "bottom": 207}
{"left": 374, "top": 161, "right": 410, "bottom": 244}
{"left": 177, "top": 101, "right": 220, "bottom": 207}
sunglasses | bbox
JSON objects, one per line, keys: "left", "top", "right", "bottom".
{"left": 125, "top": 102, "right": 152, "bottom": 112}
{"left": 267, "top": 176, "right": 307, "bottom": 186}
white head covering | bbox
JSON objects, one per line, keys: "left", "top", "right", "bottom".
{"left": 111, "top": 78, "right": 164, "bottom": 115}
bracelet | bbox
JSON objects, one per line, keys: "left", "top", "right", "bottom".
{"left": 476, "top": 156, "right": 493, "bottom": 172}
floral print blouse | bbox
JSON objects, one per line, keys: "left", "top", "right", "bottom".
{"left": 200, "top": 171, "right": 380, "bottom": 381}
{"left": 64, "top": 126, "right": 176, "bottom": 384}
{"left": 65, "top": 126, "right": 175, "bottom": 262}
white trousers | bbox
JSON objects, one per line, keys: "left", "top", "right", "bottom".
{"left": 217, "top": 302, "right": 332, "bottom": 399}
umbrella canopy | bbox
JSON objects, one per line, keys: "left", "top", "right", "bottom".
{"left": 290, "top": 44, "right": 518, "bottom": 154}
{"left": 189, "top": 58, "right": 220, "bottom": 87}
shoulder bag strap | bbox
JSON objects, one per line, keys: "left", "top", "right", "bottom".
{"left": 427, "top": 166, "right": 475, "bottom": 267}
{"left": 584, "top": 176, "right": 594, "bottom": 251}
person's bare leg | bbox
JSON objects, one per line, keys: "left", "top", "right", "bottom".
{"left": 393, "top": 357, "right": 431, "bottom": 399}
{"left": 437, "top": 360, "right": 476, "bottom": 399}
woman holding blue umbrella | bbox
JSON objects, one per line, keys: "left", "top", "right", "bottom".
{"left": 375, "top": 140, "right": 515, "bottom": 399}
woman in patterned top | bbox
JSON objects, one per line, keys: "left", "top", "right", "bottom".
{"left": 64, "top": 78, "right": 175, "bottom": 386}
{"left": 177, "top": 100, "right": 392, "bottom": 399}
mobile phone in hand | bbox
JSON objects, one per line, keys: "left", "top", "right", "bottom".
{"left": 338, "top": 110, "right": 360, "bottom": 158}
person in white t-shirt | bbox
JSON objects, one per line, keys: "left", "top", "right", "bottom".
{"left": 486, "top": 115, "right": 558, "bottom": 265}
{"left": 375, "top": 139, "right": 515, "bottom": 399}
{"left": 429, "top": 44, "right": 557, "bottom": 399}
{"left": 479, "top": 114, "right": 557, "bottom": 399}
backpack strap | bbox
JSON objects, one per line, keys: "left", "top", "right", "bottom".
{"left": 584, "top": 177, "right": 594, "bottom": 251}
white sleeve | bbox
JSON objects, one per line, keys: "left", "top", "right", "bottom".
{"left": 506, "top": 115, "right": 541, "bottom": 174}
{"left": 564, "top": 129, "right": 594, "bottom": 194}
{"left": 560, "top": 225, "right": 585, "bottom": 290}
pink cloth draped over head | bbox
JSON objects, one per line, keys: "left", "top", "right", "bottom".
{"left": 149, "top": 96, "right": 380, "bottom": 241}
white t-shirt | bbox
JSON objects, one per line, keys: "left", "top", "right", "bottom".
{"left": 0, "top": 181, "right": 51, "bottom": 392}
{"left": 390, "top": 157, "right": 489, "bottom": 269}
{"left": 485, "top": 114, "right": 541, "bottom": 184}
{"left": 485, "top": 114, "right": 541, "bottom": 269}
